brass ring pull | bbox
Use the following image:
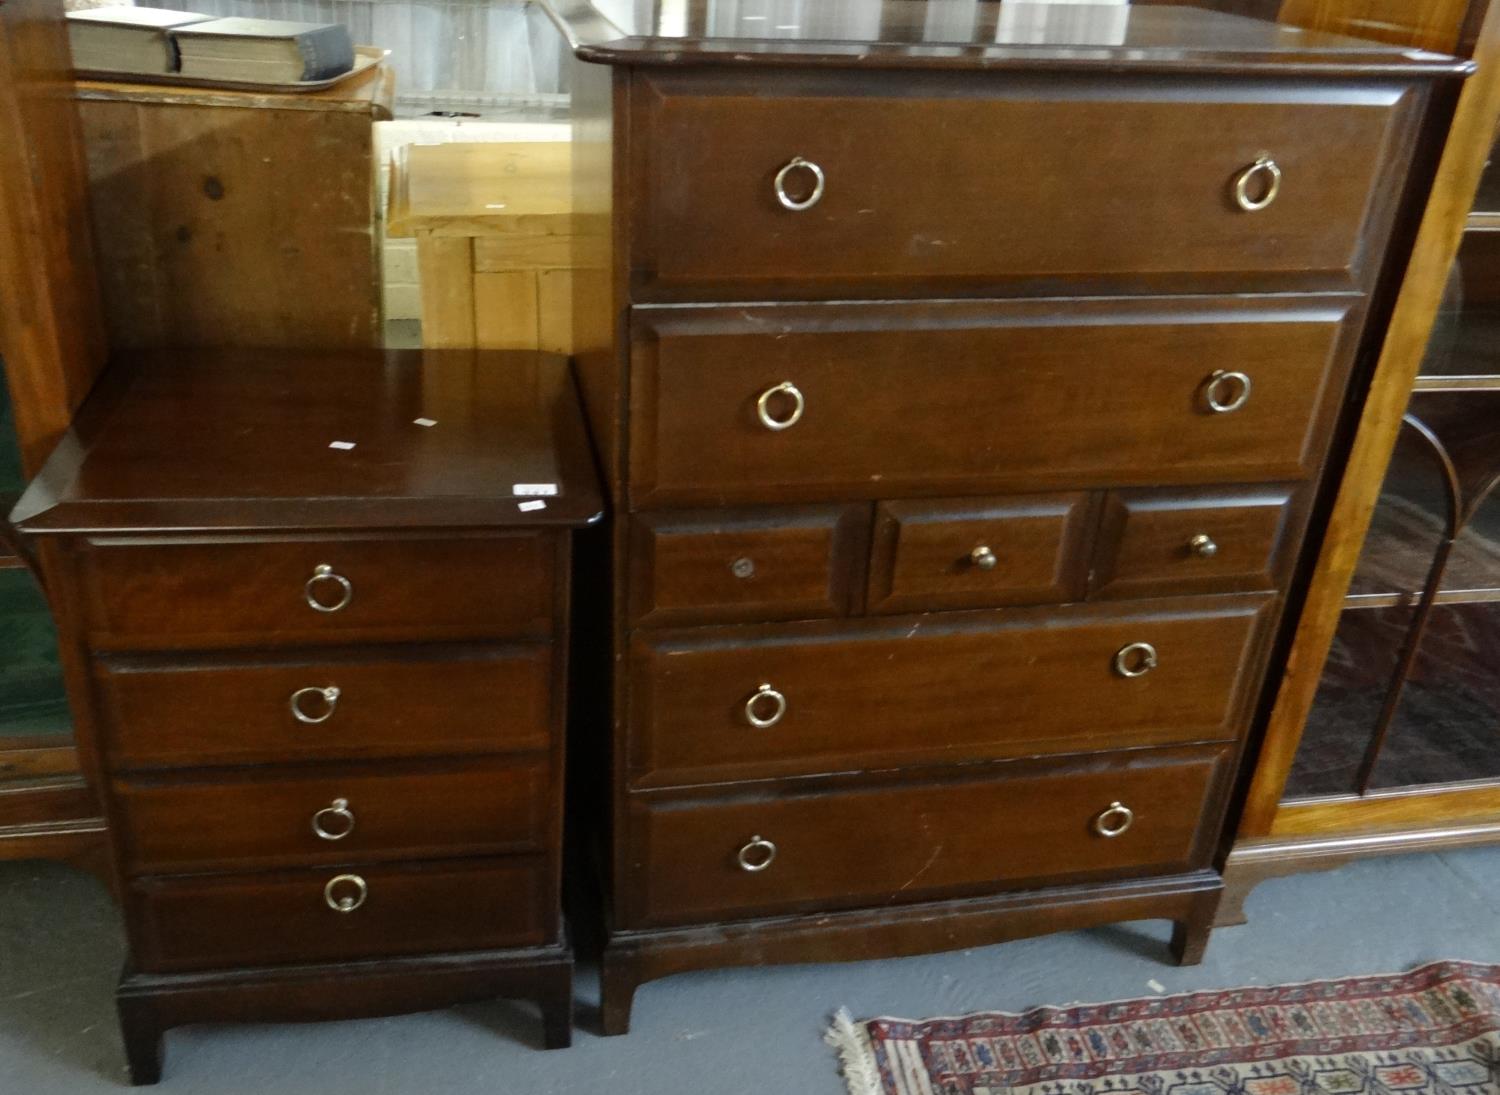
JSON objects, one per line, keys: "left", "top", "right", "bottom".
{"left": 1113, "top": 641, "right": 1159, "bottom": 679}
{"left": 1233, "top": 156, "right": 1282, "bottom": 212}
{"left": 744, "top": 683, "right": 788, "bottom": 729}
{"left": 737, "top": 835, "right": 777, "bottom": 872}
{"left": 1202, "top": 370, "right": 1253, "bottom": 415}
{"left": 323, "top": 872, "right": 367, "bottom": 912}
{"left": 311, "top": 797, "right": 355, "bottom": 841}
{"left": 1092, "top": 802, "right": 1135, "bottom": 838}
{"left": 756, "top": 382, "right": 806, "bottom": 431}
{"left": 289, "top": 685, "right": 341, "bottom": 725}
{"left": 774, "top": 157, "right": 825, "bottom": 212}
{"left": 969, "top": 545, "right": 998, "bottom": 571}
{"left": 1188, "top": 534, "right": 1219, "bottom": 559}
{"left": 304, "top": 564, "right": 353, "bottom": 613}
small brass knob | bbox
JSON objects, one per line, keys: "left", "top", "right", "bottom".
{"left": 970, "top": 545, "right": 998, "bottom": 571}
{"left": 1188, "top": 534, "right": 1219, "bottom": 559}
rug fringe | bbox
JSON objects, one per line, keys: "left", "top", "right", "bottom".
{"left": 825, "top": 1008, "right": 883, "bottom": 1095}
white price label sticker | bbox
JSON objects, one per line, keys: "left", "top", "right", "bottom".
{"left": 518, "top": 500, "right": 548, "bottom": 513}
{"left": 512, "top": 483, "right": 559, "bottom": 497}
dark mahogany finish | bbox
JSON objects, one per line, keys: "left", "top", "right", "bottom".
{"left": 627, "top": 748, "right": 1231, "bottom": 928}
{"left": 628, "top": 300, "right": 1364, "bottom": 506}
{"left": 541, "top": 0, "right": 1468, "bottom": 1037}
{"left": 629, "top": 597, "right": 1271, "bottom": 788}
{"left": 1091, "top": 486, "right": 1298, "bottom": 600}
{"left": 10, "top": 349, "right": 603, "bottom": 1083}
{"left": 629, "top": 504, "right": 869, "bottom": 626}
{"left": 868, "top": 494, "right": 1092, "bottom": 614}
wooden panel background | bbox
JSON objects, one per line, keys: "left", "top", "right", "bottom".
{"left": 75, "top": 70, "right": 393, "bottom": 351}
{"left": 1278, "top": 0, "right": 1478, "bottom": 53}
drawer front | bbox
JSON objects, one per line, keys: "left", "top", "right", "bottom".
{"left": 630, "top": 505, "right": 869, "bottom": 626}
{"left": 868, "top": 494, "right": 1091, "bottom": 614}
{"left": 97, "top": 645, "right": 552, "bottom": 769}
{"left": 632, "top": 71, "right": 1419, "bottom": 298}
{"left": 129, "top": 858, "right": 549, "bottom": 972}
{"left": 114, "top": 761, "right": 549, "bottom": 874}
{"left": 80, "top": 535, "right": 555, "bottom": 650}
{"left": 626, "top": 748, "right": 1228, "bottom": 927}
{"left": 1092, "top": 486, "right": 1298, "bottom": 600}
{"left": 630, "top": 300, "right": 1356, "bottom": 506}
{"left": 630, "top": 596, "right": 1271, "bottom": 788}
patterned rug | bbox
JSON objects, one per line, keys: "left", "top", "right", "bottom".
{"left": 826, "top": 961, "right": 1500, "bottom": 1095}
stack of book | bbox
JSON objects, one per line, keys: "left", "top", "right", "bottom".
{"left": 66, "top": 6, "right": 355, "bottom": 82}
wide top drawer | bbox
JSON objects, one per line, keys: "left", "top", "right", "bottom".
{"left": 630, "top": 299, "right": 1357, "bottom": 507}
{"left": 77, "top": 534, "right": 556, "bottom": 651}
{"left": 629, "top": 71, "right": 1423, "bottom": 299}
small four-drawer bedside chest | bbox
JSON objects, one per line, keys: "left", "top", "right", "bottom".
{"left": 9, "top": 349, "right": 601, "bottom": 1083}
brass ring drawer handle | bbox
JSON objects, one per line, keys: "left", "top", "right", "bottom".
{"left": 969, "top": 545, "right": 999, "bottom": 571}
{"left": 774, "top": 156, "right": 825, "bottom": 212}
{"left": 1233, "top": 155, "right": 1282, "bottom": 212}
{"left": 324, "top": 872, "right": 367, "bottom": 912}
{"left": 304, "top": 564, "right": 353, "bottom": 613}
{"left": 1188, "top": 533, "right": 1219, "bottom": 558}
{"left": 756, "top": 381, "right": 806, "bottom": 431}
{"left": 737, "top": 835, "right": 777, "bottom": 872}
{"left": 1113, "top": 641, "right": 1159, "bottom": 679}
{"left": 745, "top": 682, "right": 788, "bottom": 729}
{"left": 311, "top": 797, "right": 356, "bottom": 841}
{"left": 1202, "top": 370, "right": 1252, "bottom": 415}
{"left": 1092, "top": 802, "right": 1135, "bottom": 838}
{"left": 290, "top": 685, "right": 341, "bottom": 724}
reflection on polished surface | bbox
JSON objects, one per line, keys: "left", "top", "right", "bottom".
{"left": 544, "top": 0, "right": 1452, "bottom": 62}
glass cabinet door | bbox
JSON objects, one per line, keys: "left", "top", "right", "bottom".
{"left": 1287, "top": 133, "right": 1500, "bottom": 800}
{"left": 0, "top": 363, "right": 70, "bottom": 749}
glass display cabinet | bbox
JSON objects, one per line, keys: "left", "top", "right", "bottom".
{"left": 0, "top": 0, "right": 109, "bottom": 869}
{"left": 0, "top": 366, "right": 103, "bottom": 866}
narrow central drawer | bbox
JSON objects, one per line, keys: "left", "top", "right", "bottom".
{"left": 630, "top": 595, "right": 1272, "bottom": 787}
{"left": 113, "top": 761, "right": 549, "bottom": 874}
{"left": 868, "top": 494, "right": 1092, "bottom": 613}
{"left": 96, "top": 644, "right": 552, "bottom": 769}
{"left": 129, "top": 857, "right": 549, "bottom": 973}
{"left": 630, "top": 299, "right": 1357, "bottom": 507}
{"left": 632, "top": 71, "right": 1418, "bottom": 297}
{"left": 625, "top": 748, "right": 1228, "bottom": 928}
{"left": 79, "top": 534, "right": 555, "bottom": 650}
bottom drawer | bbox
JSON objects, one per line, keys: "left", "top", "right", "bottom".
{"left": 626, "top": 749, "right": 1227, "bottom": 928}
{"left": 129, "top": 858, "right": 550, "bottom": 972}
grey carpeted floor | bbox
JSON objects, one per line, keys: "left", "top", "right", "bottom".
{"left": 2, "top": 849, "right": 1498, "bottom": 1093}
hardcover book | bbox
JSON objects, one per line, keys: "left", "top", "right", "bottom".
{"left": 66, "top": 6, "right": 215, "bottom": 76}
{"left": 171, "top": 16, "right": 355, "bottom": 83}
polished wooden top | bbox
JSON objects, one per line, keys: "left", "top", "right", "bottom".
{"left": 539, "top": 0, "right": 1469, "bottom": 74}
{"left": 385, "top": 142, "right": 574, "bottom": 239}
{"left": 11, "top": 349, "right": 604, "bottom": 534}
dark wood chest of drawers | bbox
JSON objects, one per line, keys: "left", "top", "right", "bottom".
{"left": 540, "top": 0, "right": 1470, "bottom": 1034}
{"left": 10, "top": 349, "right": 602, "bottom": 1083}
